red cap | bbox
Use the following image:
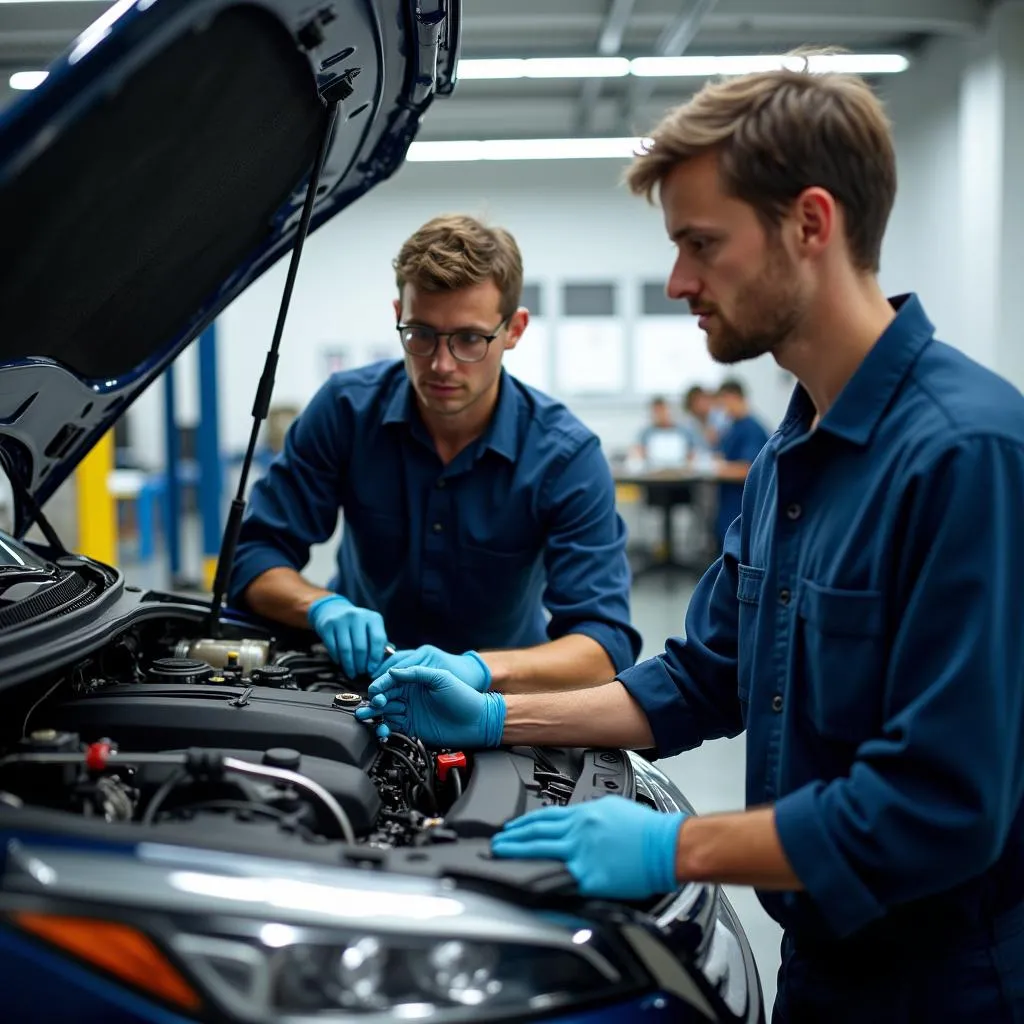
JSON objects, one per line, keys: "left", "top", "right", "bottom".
{"left": 85, "top": 741, "right": 112, "bottom": 773}
{"left": 435, "top": 752, "right": 467, "bottom": 782}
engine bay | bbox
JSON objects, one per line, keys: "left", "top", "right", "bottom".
{"left": 0, "top": 612, "right": 637, "bottom": 857}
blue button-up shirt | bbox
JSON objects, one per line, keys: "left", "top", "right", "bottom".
{"left": 619, "top": 295, "right": 1024, "bottom": 945}
{"left": 229, "top": 361, "right": 641, "bottom": 670}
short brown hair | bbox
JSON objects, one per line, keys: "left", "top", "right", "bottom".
{"left": 625, "top": 59, "right": 896, "bottom": 272}
{"left": 393, "top": 214, "right": 524, "bottom": 318}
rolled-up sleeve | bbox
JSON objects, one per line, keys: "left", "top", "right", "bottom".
{"left": 775, "top": 436, "right": 1024, "bottom": 938}
{"left": 617, "top": 518, "right": 746, "bottom": 755}
{"left": 228, "top": 381, "right": 349, "bottom": 606}
{"left": 538, "top": 437, "right": 641, "bottom": 671}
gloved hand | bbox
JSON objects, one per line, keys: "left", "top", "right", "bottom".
{"left": 355, "top": 667, "right": 505, "bottom": 746}
{"left": 376, "top": 645, "right": 492, "bottom": 692}
{"left": 491, "top": 795, "right": 688, "bottom": 900}
{"left": 307, "top": 594, "right": 388, "bottom": 680}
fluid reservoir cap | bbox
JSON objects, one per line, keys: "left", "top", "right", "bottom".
{"left": 263, "top": 747, "right": 301, "bottom": 771}
{"left": 21, "top": 729, "right": 80, "bottom": 753}
{"left": 149, "top": 657, "right": 215, "bottom": 686}
{"left": 333, "top": 692, "right": 362, "bottom": 709}
{"left": 250, "top": 664, "right": 295, "bottom": 687}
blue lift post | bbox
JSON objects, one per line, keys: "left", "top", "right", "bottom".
{"left": 162, "top": 363, "right": 183, "bottom": 584}
{"left": 197, "top": 324, "right": 223, "bottom": 592}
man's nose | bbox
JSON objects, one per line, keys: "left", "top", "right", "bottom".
{"left": 431, "top": 339, "right": 458, "bottom": 374}
{"left": 666, "top": 259, "right": 701, "bottom": 302}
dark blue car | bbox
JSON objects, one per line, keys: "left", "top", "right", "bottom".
{"left": 0, "top": 2, "right": 762, "bottom": 1021}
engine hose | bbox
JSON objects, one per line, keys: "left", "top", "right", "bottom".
{"left": 381, "top": 745, "right": 437, "bottom": 814}
{"left": 221, "top": 757, "right": 356, "bottom": 844}
{"left": 141, "top": 768, "right": 189, "bottom": 826}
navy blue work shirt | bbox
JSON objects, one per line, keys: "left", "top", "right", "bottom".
{"left": 619, "top": 295, "right": 1024, "bottom": 946}
{"left": 716, "top": 414, "right": 770, "bottom": 543}
{"left": 229, "top": 361, "right": 641, "bottom": 670}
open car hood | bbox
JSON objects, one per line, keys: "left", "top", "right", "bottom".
{"left": 0, "top": 0, "right": 458, "bottom": 537}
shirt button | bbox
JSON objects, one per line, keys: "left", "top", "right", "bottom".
{"left": 786, "top": 503, "right": 802, "bottom": 521}
{"left": 432, "top": 522, "right": 444, "bottom": 533}
{"left": 436, "top": 478, "right": 446, "bottom": 489}
{"left": 771, "top": 694, "right": 784, "bottom": 713}
{"left": 779, "top": 588, "right": 791, "bottom": 605}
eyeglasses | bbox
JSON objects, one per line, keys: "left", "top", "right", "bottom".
{"left": 396, "top": 316, "right": 509, "bottom": 364}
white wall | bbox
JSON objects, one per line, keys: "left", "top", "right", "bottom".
{"left": 877, "top": 35, "right": 968, "bottom": 355}
{"left": 125, "top": 30, "right": 1009, "bottom": 467}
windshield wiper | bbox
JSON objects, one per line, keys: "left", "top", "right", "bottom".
{"left": 206, "top": 76, "right": 356, "bottom": 636}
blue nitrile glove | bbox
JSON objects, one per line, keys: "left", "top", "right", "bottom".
{"left": 307, "top": 594, "right": 388, "bottom": 680}
{"left": 491, "top": 795, "right": 688, "bottom": 900}
{"left": 376, "top": 645, "right": 492, "bottom": 692}
{"left": 355, "top": 667, "right": 505, "bottom": 747}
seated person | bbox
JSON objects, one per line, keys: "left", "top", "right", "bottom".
{"left": 228, "top": 214, "right": 641, "bottom": 692}
{"left": 633, "top": 395, "right": 691, "bottom": 468}
{"left": 712, "top": 378, "right": 770, "bottom": 546}
{"left": 680, "top": 384, "right": 715, "bottom": 453}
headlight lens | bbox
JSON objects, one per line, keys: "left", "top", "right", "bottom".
{"left": 175, "top": 926, "right": 635, "bottom": 1020}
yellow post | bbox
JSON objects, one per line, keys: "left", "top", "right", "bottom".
{"left": 75, "top": 430, "right": 116, "bottom": 564}
{"left": 203, "top": 556, "right": 218, "bottom": 593}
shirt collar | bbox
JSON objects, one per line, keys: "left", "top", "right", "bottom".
{"left": 779, "top": 293, "right": 935, "bottom": 447}
{"left": 382, "top": 370, "right": 412, "bottom": 427}
{"left": 382, "top": 369, "right": 521, "bottom": 463}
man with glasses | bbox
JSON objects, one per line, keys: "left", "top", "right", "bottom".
{"left": 228, "top": 214, "right": 640, "bottom": 690}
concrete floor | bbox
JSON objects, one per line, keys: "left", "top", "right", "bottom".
{"left": 117, "top": 517, "right": 782, "bottom": 1011}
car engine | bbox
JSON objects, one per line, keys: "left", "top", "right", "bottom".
{"left": 0, "top": 615, "right": 633, "bottom": 854}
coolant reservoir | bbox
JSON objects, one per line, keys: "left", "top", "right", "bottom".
{"left": 174, "top": 637, "right": 270, "bottom": 677}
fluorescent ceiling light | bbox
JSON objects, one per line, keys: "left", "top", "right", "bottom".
{"left": 458, "top": 57, "right": 629, "bottom": 80}
{"left": 407, "top": 137, "right": 647, "bottom": 162}
{"left": 9, "top": 71, "right": 48, "bottom": 90}
{"left": 457, "top": 53, "right": 909, "bottom": 82}
{"left": 631, "top": 53, "right": 909, "bottom": 76}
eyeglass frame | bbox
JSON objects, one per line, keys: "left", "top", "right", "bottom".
{"left": 395, "top": 315, "right": 511, "bottom": 364}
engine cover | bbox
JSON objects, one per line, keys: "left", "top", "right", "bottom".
{"left": 49, "top": 683, "right": 379, "bottom": 769}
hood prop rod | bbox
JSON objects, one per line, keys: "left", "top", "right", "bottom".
{"left": 206, "top": 96, "right": 342, "bottom": 637}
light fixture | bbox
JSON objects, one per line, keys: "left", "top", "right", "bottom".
{"left": 630, "top": 53, "right": 910, "bottom": 76}
{"left": 458, "top": 57, "right": 630, "bottom": 80}
{"left": 407, "top": 137, "right": 648, "bottom": 162}
{"left": 456, "top": 52, "right": 909, "bottom": 82}
{"left": 9, "top": 71, "right": 48, "bottom": 90}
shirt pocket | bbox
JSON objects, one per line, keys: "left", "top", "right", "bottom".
{"left": 736, "top": 564, "right": 765, "bottom": 704}
{"left": 796, "top": 578, "right": 885, "bottom": 743}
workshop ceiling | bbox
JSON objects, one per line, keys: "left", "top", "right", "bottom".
{"left": 0, "top": 0, "right": 991, "bottom": 138}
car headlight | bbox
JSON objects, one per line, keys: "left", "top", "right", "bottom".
{"left": 1, "top": 840, "right": 650, "bottom": 1022}
{"left": 173, "top": 923, "right": 637, "bottom": 1020}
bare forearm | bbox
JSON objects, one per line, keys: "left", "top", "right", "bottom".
{"left": 501, "top": 681, "right": 656, "bottom": 749}
{"left": 714, "top": 459, "right": 753, "bottom": 482}
{"left": 676, "top": 806, "right": 802, "bottom": 890}
{"left": 482, "top": 634, "right": 615, "bottom": 694}
{"left": 243, "top": 567, "right": 333, "bottom": 630}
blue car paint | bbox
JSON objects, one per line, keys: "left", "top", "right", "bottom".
{"left": 0, "top": 926, "right": 197, "bottom": 1024}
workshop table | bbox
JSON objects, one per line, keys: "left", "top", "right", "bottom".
{"left": 613, "top": 465, "right": 726, "bottom": 581}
